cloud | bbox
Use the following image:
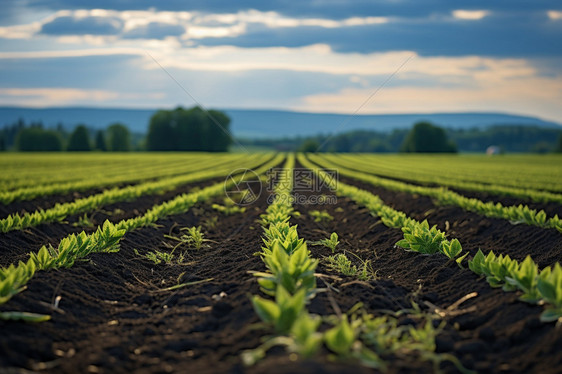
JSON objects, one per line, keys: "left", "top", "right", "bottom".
{"left": 548, "top": 11, "right": 562, "bottom": 20}
{"left": 0, "top": 3, "right": 561, "bottom": 123}
{"left": 19, "top": 1, "right": 561, "bottom": 21}
{"left": 452, "top": 10, "right": 490, "bottom": 20}
{"left": 1, "top": 48, "right": 560, "bottom": 122}
{"left": 0, "top": 87, "right": 120, "bottom": 105}
{"left": 194, "top": 11, "right": 562, "bottom": 57}
{"left": 1, "top": 8, "right": 560, "bottom": 58}
{"left": 40, "top": 15, "right": 123, "bottom": 35}
{"left": 297, "top": 73, "right": 562, "bottom": 123}
{"left": 123, "top": 22, "right": 185, "bottom": 39}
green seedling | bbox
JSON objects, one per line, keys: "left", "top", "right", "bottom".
{"left": 505, "top": 255, "right": 541, "bottom": 303}
{"left": 1, "top": 221, "right": 124, "bottom": 306}
{"left": 325, "top": 314, "right": 356, "bottom": 355}
{"left": 165, "top": 226, "right": 211, "bottom": 251}
{"left": 468, "top": 250, "right": 519, "bottom": 291}
{"left": 212, "top": 203, "right": 246, "bottom": 215}
{"left": 72, "top": 213, "right": 94, "bottom": 228}
{"left": 396, "top": 220, "right": 445, "bottom": 254}
{"left": 134, "top": 249, "right": 174, "bottom": 265}
{"left": 254, "top": 239, "right": 317, "bottom": 297}
{"left": 288, "top": 311, "right": 323, "bottom": 357}
{"left": 251, "top": 286, "right": 307, "bottom": 334}
{"left": 241, "top": 312, "right": 323, "bottom": 366}
{"left": 309, "top": 210, "right": 334, "bottom": 223}
{"left": 537, "top": 263, "right": 562, "bottom": 323}
{"left": 309, "top": 232, "right": 340, "bottom": 253}
{"left": 440, "top": 238, "right": 469, "bottom": 266}
{"left": 202, "top": 216, "right": 219, "bottom": 230}
{"left": 0, "top": 311, "right": 51, "bottom": 322}
{"left": 262, "top": 222, "right": 305, "bottom": 255}
{"left": 29, "top": 220, "right": 124, "bottom": 271}
{"left": 325, "top": 252, "right": 375, "bottom": 281}
{"left": 260, "top": 204, "right": 295, "bottom": 226}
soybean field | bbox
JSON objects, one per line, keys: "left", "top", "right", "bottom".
{"left": 1, "top": 152, "right": 561, "bottom": 373}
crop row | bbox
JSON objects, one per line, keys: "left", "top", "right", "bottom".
{"left": 300, "top": 154, "right": 562, "bottom": 324}
{"left": 0, "top": 153, "right": 252, "bottom": 204}
{"left": 0, "top": 153, "right": 272, "bottom": 232}
{"left": 0, "top": 155, "right": 208, "bottom": 191}
{"left": 244, "top": 155, "right": 469, "bottom": 372}
{"left": 0, "top": 154, "right": 285, "bottom": 319}
{"left": 309, "top": 154, "right": 562, "bottom": 233}
{"left": 319, "top": 154, "right": 562, "bottom": 204}
{"left": 333, "top": 154, "right": 562, "bottom": 193}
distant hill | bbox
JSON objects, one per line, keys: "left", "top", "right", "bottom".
{"left": 0, "top": 106, "right": 560, "bottom": 138}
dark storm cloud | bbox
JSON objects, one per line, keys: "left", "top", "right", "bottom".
{"left": 40, "top": 15, "right": 124, "bottom": 35}
{"left": 123, "top": 22, "right": 185, "bottom": 39}
{"left": 194, "top": 12, "right": 562, "bottom": 57}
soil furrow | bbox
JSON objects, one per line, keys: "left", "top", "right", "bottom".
{"left": 0, "top": 177, "right": 226, "bottom": 269}
{"left": 0, "top": 182, "right": 271, "bottom": 374}
{"left": 338, "top": 175, "right": 562, "bottom": 268}
{"left": 291, "top": 170, "right": 562, "bottom": 373}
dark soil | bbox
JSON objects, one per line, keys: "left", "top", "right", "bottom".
{"left": 337, "top": 176, "right": 562, "bottom": 268}
{"left": 0, "top": 162, "right": 561, "bottom": 374}
{"left": 290, "top": 164, "right": 562, "bottom": 373}
{"left": 0, "top": 181, "right": 270, "bottom": 374}
{"left": 0, "top": 176, "right": 228, "bottom": 269}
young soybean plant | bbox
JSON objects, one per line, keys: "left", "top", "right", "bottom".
{"left": 165, "top": 226, "right": 212, "bottom": 251}
{"left": 309, "top": 232, "right": 340, "bottom": 253}
{"left": 324, "top": 253, "right": 374, "bottom": 281}
{"left": 309, "top": 209, "right": 334, "bottom": 223}
{"left": 536, "top": 263, "right": 562, "bottom": 323}
{"left": 469, "top": 249, "right": 562, "bottom": 323}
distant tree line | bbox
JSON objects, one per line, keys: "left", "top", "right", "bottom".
{"left": 0, "top": 120, "right": 132, "bottom": 152}
{"left": 0, "top": 106, "right": 231, "bottom": 152}
{"left": 241, "top": 123, "right": 562, "bottom": 153}
{"left": 2, "top": 110, "right": 560, "bottom": 153}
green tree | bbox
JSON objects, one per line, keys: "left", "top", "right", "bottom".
{"left": 146, "top": 106, "right": 231, "bottom": 152}
{"left": 15, "top": 128, "right": 63, "bottom": 151}
{"left": 400, "top": 121, "right": 457, "bottom": 153}
{"left": 107, "top": 123, "right": 131, "bottom": 151}
{"left": 298, "top": 139, "right": 319, "bottom": 153}
{"left": 556, "top": 132, "right": 562, "bottom": 153}
{"left": 67, "top": 125, "right": 91, "bottom": 151}
{"left": 94, "top": 130, "right": 107, "bottom": 151}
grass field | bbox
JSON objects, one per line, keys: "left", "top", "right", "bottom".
{"left": 1, "top": 152, "right": 561, "bottom": 373}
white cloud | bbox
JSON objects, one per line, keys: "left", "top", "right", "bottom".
{"left": 0, "top": 88, "right": 119, "bottom": 104}
{"left": 199, "top": 10, "right": 387, "bottom": 29}
{"left": 0, "top": 22, "right": 41, "bottom": 39}
{"left": 0, "top": 8, "right": 559, "bottom": 122}
{"left": 0, "top": 87, "right": 164, "bottom": 106}
{"left": 452, "top": 10, "right": 490, "bottom": 20}
{"left": 297, "top": 74, "right": 562, "bottom": 123}
{"left": 0, "top": 9, "right": 388, "bottom": 41}
{"left": 547, "top": 11, "right": 562, "bottom": 20}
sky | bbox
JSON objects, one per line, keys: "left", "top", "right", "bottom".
{"left": 0, "top": 1, "right": 561, "bottom": 122}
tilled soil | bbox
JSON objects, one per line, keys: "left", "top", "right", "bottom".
{"left": 0, "top": 176, "right": 229, "bottom": 269}
{"left": 1, "top": 166, "right": 561, "bottom": 374}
